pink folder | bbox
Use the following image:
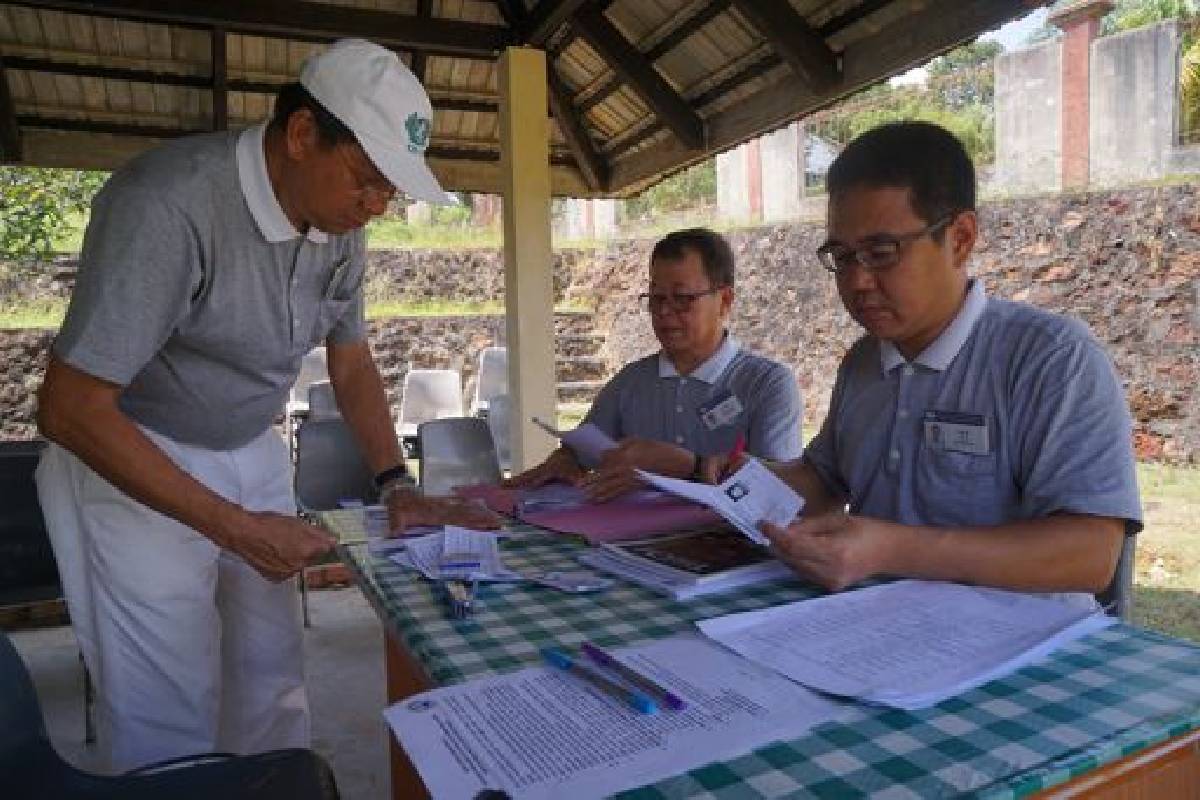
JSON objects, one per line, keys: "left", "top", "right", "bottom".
{"left": 455, "top": 482, "right": 721, "bottom": 544}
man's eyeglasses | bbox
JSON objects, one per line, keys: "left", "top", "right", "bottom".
{"left": 637, "top": 286, "right": 725, "bottom": 313}
{"left": 336, "top": 145, "right": 397, "bottom": 205}
{"left": 816, "top": 214, "right": 955, "bottom": 275}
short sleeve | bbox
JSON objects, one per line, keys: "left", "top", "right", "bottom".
{"left": 1013, "top": 335, "right": 1142, "bottom": 533}
{"left": 325, "top": 230, "right": 368, "bottom": 345}
{"left": 54, "top": 181, "right": 201, "bottom": 385}
{"left": 582, "top": 366, "right": 629, "bottom": 439}
{"left": 744, "top": 362, "right": 803, "bottom": 461}
{"left": 801, "top": 357, "right": 851, "bottom": 501}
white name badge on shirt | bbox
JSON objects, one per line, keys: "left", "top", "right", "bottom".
{"left": 699, "top": 392, "right": 743, "bottom": 430}
{"left": 923, "top": 410, "right": 989, "bottom": 455}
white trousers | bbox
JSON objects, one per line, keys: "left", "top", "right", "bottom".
{"left": 35, "top": 426, "right": 310, "bottom": 773}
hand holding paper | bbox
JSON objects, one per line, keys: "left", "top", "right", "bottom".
{"left": 636, "top": 458, "right": 803, "bottom": 546}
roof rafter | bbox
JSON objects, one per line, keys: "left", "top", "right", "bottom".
{"left": 571, "top": 6, "right": 703, "bottom": 150}
{"left": 411, "top": 0, "right": 432, "bottom": 84}
{"left": 526, "top": 0, "right": 591, "bottom": 46}
{"left": 547, "top": 68, "right": 607, "bottom": 192}
{"left": 10, "top": 0, "right": 510, "bottom": 57}
{"left": 211, "top": 28, "right": 227, "bottom": 131}
{"left": 0, "top": 58, "right": 21, "bottom": 161}
{"left": 729, "top": 0, "right": 839, "bottom": 93}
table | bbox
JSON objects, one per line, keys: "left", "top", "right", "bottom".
{"left": 322, "top": 510, "right": 1200, "bottom": 799}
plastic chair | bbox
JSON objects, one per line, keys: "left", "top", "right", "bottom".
{"left": 486, "top": 393, "right": 513, "bottom": 472}
{"left": 285, "top": 348, "right": 330, "bottom": 459}
{"left": 470, "top": 347, "right": 508, "bottom": 416}
{"left": 0, "top": 629, "right": 339, "bottom": 799}
{"left": 293, "top": 417, "right": 376, "bottom": 626}
{"left": 416, "top": 417, "right": 502, "bottom": 497}
{"left": 0, "top": 440, "right": 97, "bottom": 744}
{"left": 306, "top": 381, "right": 340, "bottom": 420}
{"left": 397, "top": 370, "right": 463, "bottom": 458}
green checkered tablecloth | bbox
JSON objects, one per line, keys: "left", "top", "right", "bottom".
{"left": 324, "top": 510, "right": 1200, "bottom": 799}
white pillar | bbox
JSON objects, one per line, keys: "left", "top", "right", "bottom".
{"left": 499, "top": 47, "right": 557, "bottom": 470}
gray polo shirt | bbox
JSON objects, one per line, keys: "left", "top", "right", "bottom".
{"left": 804, "top": 280, "right": 1142, "bottom": 535}
{"left": 583, "top": 334, "right": 803, "bottom": 461}
{"left": 55, "top": 124, "right": 367, "bottom": 450}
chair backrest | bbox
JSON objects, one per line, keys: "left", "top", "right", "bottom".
{"left": 471, "top": 347, "right": 508, "bottom": 413}
{"left": 485, "top": 394, "right": 512, "bottom": 472}
{"left": 1098, "top": 534, "right": 1137, "bottom": 619}
{"left": 0, "top": 629, "right": 49, "bottom": 757}
{"left": 294, "top": 418, "right": 377, "bottom": 513}
{"left": 417, "top": 417, "right": 501, "bottom": 497}
{"left": 289, "top": 347, "right": 329, "bottom": 406}
{"left": 398, "top": 369, "right": 463, "bottom": 429}
{"left": 0, "top": 440, "right": 60, "bottom": 605}
{"left": 306, "top": 380, "right": 340, "bottom": 420}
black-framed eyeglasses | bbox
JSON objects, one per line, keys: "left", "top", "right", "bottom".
{"left": 816, "top": 214, "right": 955, "bottom": 275}
{"left": 637, "top": 286, "right": 725, "bottom": 313}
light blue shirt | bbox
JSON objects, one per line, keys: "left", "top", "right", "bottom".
{"left": 584, "top": 334, "right": 803, "bottom": 461}
{"left": 804, "top": 280, "right": 1142, "bottom": 535}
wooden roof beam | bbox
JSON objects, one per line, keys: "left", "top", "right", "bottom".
{"left": 526, "top": 0, "right": 591, "bottom": 46}
{"left": 11, "top": 0, "right": 510, "bottom": 57}
{"left": 211, "top": 28, "right": 228, "bottom": 132}
{"left": 730, "top": 0, "right": 839, "bottom": 93}
{"left": 0, "top": 58, "right": 21, "bottom": 161}
{"left": 547, "top": 68, "right": 607, "bottom": 192}
{"left": 411, "top": 0, "right": 432, "bottom": 84}
{"left": 571, "top": 6, "right": 703, "bottom": 150}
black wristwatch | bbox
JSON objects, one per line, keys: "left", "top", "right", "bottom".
{"left": 373, "top": 463, "right": 413, "bottom": 490}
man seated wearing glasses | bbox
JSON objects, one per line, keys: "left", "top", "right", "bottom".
{"left": 508, "top": 227, "right": 802, "bottom": 501}
{"left": 718, "top": 121, "right": 1140, "bottom": 607}
{"left": 34, "top": 39, "right": 496, "bottom": 772}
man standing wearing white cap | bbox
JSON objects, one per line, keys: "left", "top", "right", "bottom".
{"left": 34, "top": 38, "right": 496, "bottom": 772}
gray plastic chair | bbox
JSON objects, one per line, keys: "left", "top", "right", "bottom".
{"left": 306, "top": 380, "right": 340, "bottom": 420}
{"left": 1098, "top": 535, "right": 1137, "bottom": 619}
{"left": 293, "top": 417, "right": 376, "bottom": 626}
{"left": 288, "top": 347, "right": 329, "bottom": 410}
{"left": 417, "top": 417, "right": 502, "bottom": 497}
{"left": 471, "top": 346, "right": 508, "bottom": 415}
{"left": 486, "top": 393, "right": 513, "bottom": 472}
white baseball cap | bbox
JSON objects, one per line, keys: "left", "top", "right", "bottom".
{"left": 300, "top": 38, "right": 454, "bottom": 205}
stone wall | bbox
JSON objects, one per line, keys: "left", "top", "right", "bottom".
{"left": 2, "top": 183, "right": 1197, "bottom": 461}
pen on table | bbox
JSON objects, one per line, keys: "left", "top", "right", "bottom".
{"left": 581, "top": 642, "right": 686, "bottom": 711}
{"left": 532, "top": 417, "right": 561, "bottom": 438}
{"left": 540, "top": 647, "right": 658, "bottom": 715}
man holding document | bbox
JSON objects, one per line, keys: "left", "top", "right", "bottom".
{"left": 711, "top": 122, "right": 1141, "bottom": 607}
{"left": 509, "top": 227, "right": 803, "bottom": 501}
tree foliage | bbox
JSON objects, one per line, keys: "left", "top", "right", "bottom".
{"left": 0, "top": 167, "right": 107, "bottom": 264}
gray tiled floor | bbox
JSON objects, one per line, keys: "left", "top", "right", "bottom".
{"left": 10, "top": 587, "right": 391, "bottom": 800}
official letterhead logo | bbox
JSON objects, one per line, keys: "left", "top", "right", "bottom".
{"left": 405, "top": 112, "right": 431, "bottom": 153}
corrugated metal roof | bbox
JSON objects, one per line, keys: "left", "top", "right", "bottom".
{"left": 0, "top": 0, "right": 1046, "bottom": 196}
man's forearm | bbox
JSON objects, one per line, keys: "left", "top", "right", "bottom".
{"left": 879, "top": 514, "right": 1125, "bottom": 594}
{"left": 38, "top": 363, "right": 243, "bottom": 545}
{"left": 327, "top": 341, "right": 404, "bottom": 476}
{"left": 778, "top": 459, "right": 841, "bottom": 516}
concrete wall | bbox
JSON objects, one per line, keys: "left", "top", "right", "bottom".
{"left": 715, "top": 144, "right": 753, "bottom": 222}
{"left": 994, "top": 40, "right": 1062, "bottom": 193}
{"left": 760, "top": 123, "right": 803, "bottom": 222}
{"left": 1090, "top": 22, "right": 1181, "bottom": 187}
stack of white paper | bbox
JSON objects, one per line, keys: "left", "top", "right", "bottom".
{"left": 636, "top": 458, "right": 803, "bottom": 545}
{"left": 389, "top": 527, "right": 522, "bottom": 582}
{"left": 384, "top": 634, "right": 845, "bottom": 799}
{"left": 698, "top": 580, "right": 1115, "bottom": 710}
{"left": 361, "top": 505, "right": 439, "bottom": 555}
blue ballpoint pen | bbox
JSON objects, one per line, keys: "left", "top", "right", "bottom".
{"left": 581, "top": 642, "right": 687, "bottom": 710}
{"left": 541, "top": 647, "right": 658, "bottom": 714}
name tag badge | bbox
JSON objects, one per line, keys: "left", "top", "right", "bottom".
{"left": 698, "top": 392, "right": 743, "bottom": 431}
{"left": 923, "top": 410, "right": 989, "bottom": 455}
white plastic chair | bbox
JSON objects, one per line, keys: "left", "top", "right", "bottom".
{"left": 486, "top": 393, "right": 513, "bottom": 472}
{"left": 397, "top": 369, "right": 463, "bottom": 439}
{"left": 306, "top": 380, "right": 340, "bottom": 420}
{"left": 470, "top": 346, "right": 508, "bottom": 415}
{"left": 416, "top": 417, "right": 502, "bottom": 497}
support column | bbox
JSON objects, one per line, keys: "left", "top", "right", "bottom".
{"left": 1050, "top": 0, "right": 1113, "bottom": 190}
{"left": 498, "top": 46, "right": 556, "bottom": 471}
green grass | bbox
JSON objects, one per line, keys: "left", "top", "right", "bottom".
{"left": 0, "top": 300, "right": 66, "bottom": 329}
{"left": 1133, "top": 463, "right": 1200, "bottom": 642}
{"left": 366, "top": 217, "right": 501, "bottom": 250}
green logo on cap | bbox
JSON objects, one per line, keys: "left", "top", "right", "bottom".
{"left": 405, "top": 112, "right": 430, "bottom": 154}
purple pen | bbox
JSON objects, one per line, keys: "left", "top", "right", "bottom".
{"left": 581, "top": 642, "right": 687, "bottom": 710}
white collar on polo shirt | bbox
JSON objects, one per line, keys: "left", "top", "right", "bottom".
{"left": 236, "top": 123, "right": 329, "bottom": 245}
{"left": 880, "top": 278, "right": 987, "bottom": 374}
{"left": 658, "top": 332, "right": 740, "bottom": 384}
